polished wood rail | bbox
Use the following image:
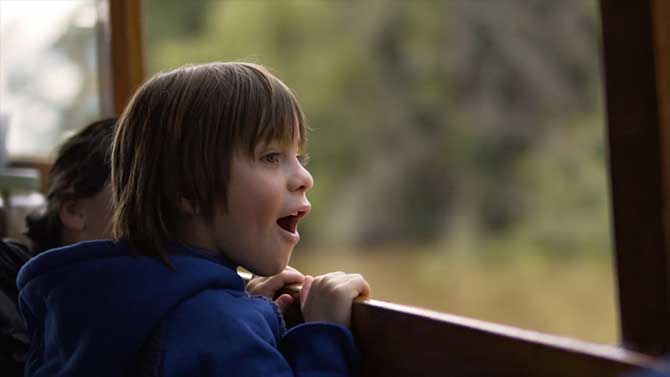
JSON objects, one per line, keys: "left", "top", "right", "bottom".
{"left": 240, "top": 272, "right": 658, "bottom": 376}
{"left": 351, "top": 299, "right": 656, "bottom": 377}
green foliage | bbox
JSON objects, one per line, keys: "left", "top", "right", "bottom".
{"left": 144, "top": 0, "right": 608, "bottom": 257}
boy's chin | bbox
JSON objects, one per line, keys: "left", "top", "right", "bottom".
{"left": 248, "top": 260, "right": 288, "bottom": 277}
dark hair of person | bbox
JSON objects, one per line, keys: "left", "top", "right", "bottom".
{"left": 25, "top": 117, "right": 117, "bottom": 253}
{"left": 111, "top": 62, "right": 306, "bottom": 265}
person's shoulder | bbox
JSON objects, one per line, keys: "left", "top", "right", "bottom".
{"left": 161, "top": 291, "right": 289, "bottom": 376}
{"left": 171, "top": 289, "right": 261, "bottom": 320}
{"left": 29, "top": 239, "right": 123, "bottom": 259}
{"left": 0, "top": 238, "right": 32, "bottom": 275}
{"left": 17, "top": 240, "right": 124, "bottom": 289}
{"left": 167, "top": 289, "right": 282, "bottom": 337}
{"left": 0, "top": 238, "right": 33, "bottom": 305}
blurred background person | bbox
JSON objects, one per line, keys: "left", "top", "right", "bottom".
{"left": 0, "top": 117, "right": 116, "bottom": 376}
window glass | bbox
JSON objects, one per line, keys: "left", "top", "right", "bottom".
{"left": 144, "top": 0, "right": 616, "bottom": 344}
{"left": 0, "top": 0, "right": 111, "bottom": 158}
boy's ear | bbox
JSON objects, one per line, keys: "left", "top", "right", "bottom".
{"left": 59, "top": 199, "right": 86, "bottom": 232}
{"left": 177, "top": 197, "right": 199, "bottom": 215}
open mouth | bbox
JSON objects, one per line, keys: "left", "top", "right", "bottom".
{"left": 276, "top": 211, "right": 307, "bottom": 234}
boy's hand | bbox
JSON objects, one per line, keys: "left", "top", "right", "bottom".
{"left": 299, "top": 272, "right": 371, "bottom": 327}
{"left": 246, "top": 266, "right": 305, "bottom": 313}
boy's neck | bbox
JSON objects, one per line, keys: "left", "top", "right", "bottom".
{"left": 177, "top": 213, "right": 221, "bottom": 255}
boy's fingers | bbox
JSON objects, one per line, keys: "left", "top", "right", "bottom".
{"left": 257, "top": 271, "right": 302, "bottom": 293}
{"left": 246, "top": 268, "right": 308, "bottom": 300}
{"left": 265, "top": 271, "right": 304, "bottom": 293}
{"left": 274, "top": 294, "right": 294, "bottom": 313}
{"left": 246, "top": 279, "right": 259, "bottom": 291}
{"left": 299, "top": 275, "right": 314, "bottom": 308}
{"left": 351, "top": 275, "right": 371, "bottom": 297}
{"left": 338, "top": 275, "right": 371, "bottom": 299}
{"left": 356, "top": 278, "right": 372, "bottom": 298}
{"left": 280, "top": 270, "right": 305, "bottom": 284}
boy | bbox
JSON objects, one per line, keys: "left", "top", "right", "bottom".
{"left": 17, "top": 62, "right": 370, "bottom": 376}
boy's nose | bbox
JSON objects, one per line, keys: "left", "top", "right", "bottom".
{"left": 288, "top": 164, "right": 314, "bottom": 193}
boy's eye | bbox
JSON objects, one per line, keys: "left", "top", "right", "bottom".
{"left": 297, "top": 154, "right": 310, "bottom": 167}
{"left": 261, "top": 153, "right": 281, "bottom": 164}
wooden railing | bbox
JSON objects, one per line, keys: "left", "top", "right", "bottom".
{"left": 352, "top": 299, "right": 656, "bottom": 377}
{"left": 238, "top": 273, "right": 659, "bottom": 376}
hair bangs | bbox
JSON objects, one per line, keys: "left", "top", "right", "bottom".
{"left": 260, "top": 90, "right": 306, "bottom": 150}
{"left": 237, "top": 66, "right": 307, "bottom": 157}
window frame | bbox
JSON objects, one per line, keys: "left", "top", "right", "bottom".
{"left": 600, "top": 0, "right": 670, "bottom": 357}
{"left": 109, "top": 0, "right": 144, "bottom": 115}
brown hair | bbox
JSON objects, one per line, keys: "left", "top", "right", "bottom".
{"left": 26, "top": 117, "right": 117, "bottom": 253}
{"left": 111, "top": 62, "right": 306, "bottom": 263}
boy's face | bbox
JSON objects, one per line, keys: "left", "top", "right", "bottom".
{"left": 189, "top": 136, "right": 313, "bottom": 276}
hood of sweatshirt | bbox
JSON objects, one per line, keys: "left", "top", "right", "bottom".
{"left": 16, "top": 240, "right": 245, "bottom": 377}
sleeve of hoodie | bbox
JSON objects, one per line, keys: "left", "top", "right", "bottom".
{"left": 162, "top": 289, "right": 360, "bottom": 377}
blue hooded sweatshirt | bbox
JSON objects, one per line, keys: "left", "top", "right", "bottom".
{"left": 16, "top": 240, "right": 359, "bottom": 377}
